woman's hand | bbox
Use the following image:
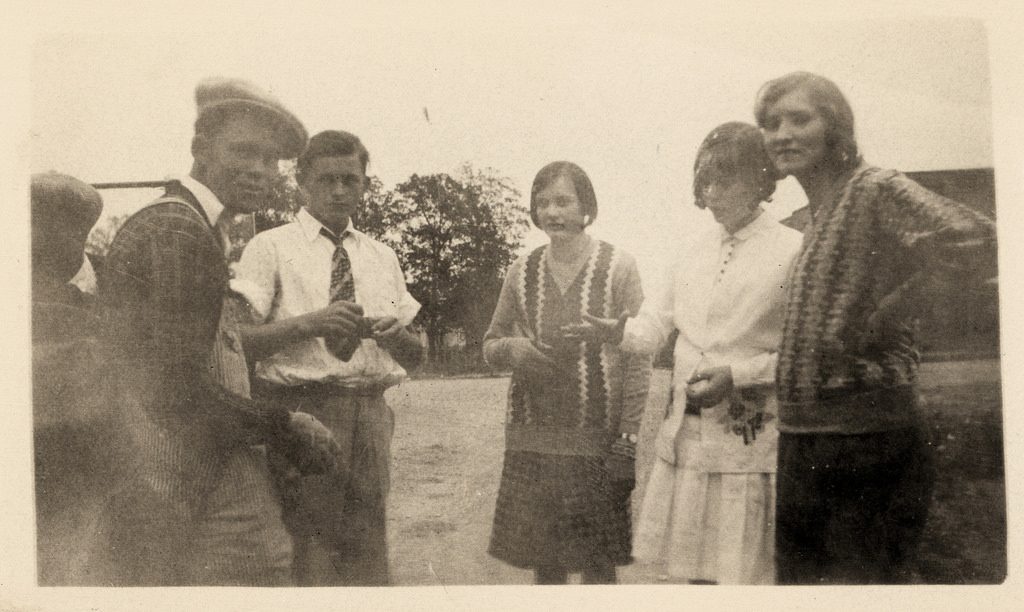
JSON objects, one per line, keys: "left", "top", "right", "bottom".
{"left": 858, "top": 292, "right": 907, "bottom": 352}
{"left": 507, "top": 338, "right": 559, "bottom": 379}
{"left": 559, "top": 312, "right": 630, "bottom": 345}
{"left": 686, "top": 366, "right": 734, "bottom": 408}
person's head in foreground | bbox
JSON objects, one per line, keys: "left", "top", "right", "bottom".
{"left": 31, "top": 172, "right": 103, "bottom": 292}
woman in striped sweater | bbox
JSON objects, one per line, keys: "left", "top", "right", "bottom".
{"left": 483, "top": 161, "right": 652, "bottom": 584}
{"left": 755, "top": 71, "right": 997, "bottom": 584}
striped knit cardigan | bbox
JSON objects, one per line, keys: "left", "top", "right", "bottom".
{"left": 776, "top": 166, "right": 997, "bottom": 434}
{"left": 483, "top": 241, "right": 651, "bottom": 456}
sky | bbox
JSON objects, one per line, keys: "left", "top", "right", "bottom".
{"left": 26, "top": 5, "right": 1000, "bottom": 295}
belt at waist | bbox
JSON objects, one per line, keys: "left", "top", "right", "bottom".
{"left": 252, "top": 379, "right": 387, "bottom": 399}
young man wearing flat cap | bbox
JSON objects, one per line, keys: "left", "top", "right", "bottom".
{"left": 97, "top": 78, "right": 338, "bottom": 586}
{"left": 233, "top": 130, "right": 423, "bottom": 586}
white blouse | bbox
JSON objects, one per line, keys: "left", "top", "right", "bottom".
{"left": 621, "top": 211, "right": 802, "bottom": 471}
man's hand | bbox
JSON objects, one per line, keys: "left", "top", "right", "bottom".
{"left": 365, "top": 316, "right": 423, "bottom": 369}
{"left": 304, "top": 301, "right": 366, "bottom": 339}
{"left": 558, "top": 312, "right": 629, "bottom": 345}
{"left": 369, "top": 316, "right": 403, "bottom": 344}
{"left": 275, "top": 411, "right": 342, "bottom": 476}
{"left": 686, "top": 366, "right": 734, "bottom": 408}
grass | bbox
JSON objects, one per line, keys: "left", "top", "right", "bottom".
{"left": 915, "top": 381, "right": 1005, "bottom": 583}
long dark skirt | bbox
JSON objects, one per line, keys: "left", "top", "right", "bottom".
{"left": 489, "top": 450, "right": 632, "bottom": 571}
{"left": 775, "top": 425, "right": 935, "bottom": 584}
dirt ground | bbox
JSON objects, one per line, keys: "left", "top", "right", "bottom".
{"left": 384, "top": 359, "right": 1004, "bottom": 586}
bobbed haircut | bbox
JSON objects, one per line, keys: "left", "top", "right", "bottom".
{"left": 297, "top": 130, "right": 370, "bottom": 179}
{"left": 693, "top": 122, "right": 777, "bottom": 210}
{"left": 529, "top": 161, "right": 598, "bottom": 228}
{"left": 754, "top": 71, "right": 860, "bottom": 174}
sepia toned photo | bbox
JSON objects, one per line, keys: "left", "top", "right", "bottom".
{"left": 6, "top": 1, "right": 1022, "bottom": 609}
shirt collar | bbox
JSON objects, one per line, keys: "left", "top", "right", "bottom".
{"left": 719, "top": 208, "right": 773, "bottom": 243}
{"left": 297, "top": 207, "right": 357, "bottom": 243}
{"left": 173, "top": 174, "right": 225, "bottom": 227}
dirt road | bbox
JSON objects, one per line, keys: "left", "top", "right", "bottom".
{"left": 385, "top": 360, "right": 1003, "bottom": 585}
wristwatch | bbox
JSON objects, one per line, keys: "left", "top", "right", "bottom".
{"left": 620, "top": 432, "right": 638, "bottom": 444}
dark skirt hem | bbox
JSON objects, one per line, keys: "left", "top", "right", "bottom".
{"left": 489, "top": 450, "right": 632, "bottom": 570}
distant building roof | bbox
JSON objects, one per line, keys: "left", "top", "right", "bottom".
{"left": 779, "top": 168, "right": 995, "bottom": 233}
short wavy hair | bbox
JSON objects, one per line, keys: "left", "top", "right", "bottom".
{"left": 692, "top": 122, "right": 777, "bottom": 209}
{"left": 297, "top": 130, "right": 370, "bottom": 178}
{"left": 529, "top": 161, "right": 597, "bottom": 228}
{"left": 754, "top": 71, "right": 861, "bottom": 174}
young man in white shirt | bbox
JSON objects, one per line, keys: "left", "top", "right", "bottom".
{"left": 233, "top": 130, "right": 422, "bottom": 585}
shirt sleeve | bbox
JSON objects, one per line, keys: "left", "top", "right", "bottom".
{"left": 878, "top": 172, "right": 998, "bottom": 318}
{"left": 730, "top": 353, "right": 778, "bottom": 388}
{"left": 730, "top": 228, "right": 801, "bottom": 388}
{"left": 482, "top": 258, "right": 527, "bottom": 369}
{"left": 230, "top": 233, "right": 278, "bottom": 321}
{"left": 620, "top": 259, "right": 675, "bottom": 355}
{"left": 387, "top": 248, "right": 421, "bottom": 326}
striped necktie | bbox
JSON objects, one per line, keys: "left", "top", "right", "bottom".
{"left": 321, "top": 227, "right": 359, "bottom": 360}
{"left": 322, "top": 227, "right": 355, "bottom": 302}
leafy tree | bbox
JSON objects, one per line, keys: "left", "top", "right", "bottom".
{"left": 255, "top": 161, "right": 303, "bottom": 232}
{"left": 358, "top": 165, "right": 529, "bottom": 363}
{"left": 85, "top": 213, "right": 130, "bottom": 258}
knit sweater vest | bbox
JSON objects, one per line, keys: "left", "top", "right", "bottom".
{"left": 505, "top": 241, "right": 630, "bottom": 456}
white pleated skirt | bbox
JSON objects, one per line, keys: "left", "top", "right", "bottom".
{"left": 633, "top": 414, "right": 776, "bottom": 585}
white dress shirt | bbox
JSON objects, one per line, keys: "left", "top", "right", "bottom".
{"left": 621, "top": 211, "right": 802, "bottom": 471}
{"left": 231, "top": 207, "right": 421, "bottom": 388}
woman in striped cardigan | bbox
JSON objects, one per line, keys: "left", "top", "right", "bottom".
{"left": 483, "top": 161, "right": 652, "bottom": 584}
{"left": 755, "top": 71, "right": 997, "bottom": 584}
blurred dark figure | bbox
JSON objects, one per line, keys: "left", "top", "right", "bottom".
{"left": 31, "top": 171, "right": 116, "bottom": 584}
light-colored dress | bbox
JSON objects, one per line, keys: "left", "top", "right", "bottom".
{"left": 624, "top": 212, "right": 802, "bottom": 584}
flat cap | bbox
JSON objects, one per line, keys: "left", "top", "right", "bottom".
{"left": 195, "top": 77, "right": 308, "bottom": 158}
{"left": 31, "top": 172, "right": 103, "bottom": 230}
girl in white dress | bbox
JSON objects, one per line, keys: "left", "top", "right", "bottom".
{"left": 566, "top": 122, "right": 802, "bottom": 583}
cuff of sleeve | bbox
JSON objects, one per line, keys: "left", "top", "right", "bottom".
{"left": 730, "top": 357, "right": 773, "bottom": 388}
{"left": 730, "top": 362, "right": 754, "bottom": 388}
{"left": 619, "top": 318, "right": 647, "bottom": 353}
{"left": 618, "top": 423, "right": 640, "bottom": 436}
